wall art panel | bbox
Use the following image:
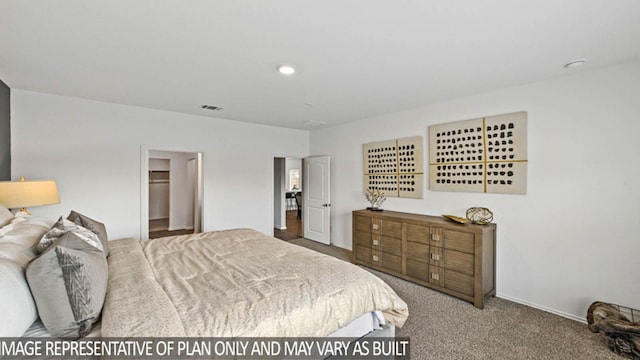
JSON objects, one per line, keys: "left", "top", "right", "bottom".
{"left": 428, "top": 111, "right": 527, "bottom": 194}
{"left": 363, "top": 136, "right": 423, "bottom": 198}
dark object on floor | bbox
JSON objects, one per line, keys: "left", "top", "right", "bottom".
{"left": 587, "top": 301, "right": 640, "bottom": 359}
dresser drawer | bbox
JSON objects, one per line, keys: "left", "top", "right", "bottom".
{"left": 354, "top": 246, "right": 372, "bottom": 264}
{"left": 444, "top": 269, "right": 474, "bottom": 297}
{"left": 354, "top": 215, "right": 372, "bottom": 233}
{"left": 379, "top": 219, "right": 402, "bottom": 238}
{"left": 406, "top": 258, "right": 429, "bottom": 282}
{"left": 354, "top": 231, "right": 372, "bottom": 248}
{"left": 428, "top": 267, "right": 474, "bottom": 297}
{"left": 378, "top": 236, "right": 402, "bottom": 257}
{"left": 406, "top": 241, "right": 429, "bottom": 260}
{"left": 444, "top": 230, "right": 474, "bottom": 254}
{"left": 429, "top": 227, "right": 443, "bottom": 247}
{"left": 406, "top": 223, "right": 430, "bottom": 244}
{"left": 429, "top": 265, "right": 444, "bottom": 287}
{"left": 444, "top": 249, "right": 474, "bottom": 275}
{"left": 375, "top": 251, "right": 402, "bottom": 274}
{"left": 429, "top": 246, "right": 443, "bottom": 266}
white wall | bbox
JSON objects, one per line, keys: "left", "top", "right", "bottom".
{"left": 10, "top": 90, "right": 310, "bottom": 239}
{"left": 310, "top": 61, "right": 640, "bottom": 321}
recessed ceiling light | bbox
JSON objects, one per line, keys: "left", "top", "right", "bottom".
{"left": 563, "top": 59, "right": 586, "bottom": 70}
{"left": 276, "top": 64, "right": 296, "bottom": 75}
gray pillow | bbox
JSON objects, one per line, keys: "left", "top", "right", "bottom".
{"left": 67, "top": 211, "right": 109, "bottom": 257}
{"left": 26, "top": 231, "right": 108, "bottom": 338}
{"left": 37, "top": 217, "right": 104, "bottom": 255}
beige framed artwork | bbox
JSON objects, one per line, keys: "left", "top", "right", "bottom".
{"left": 363, "top": 136, "right": 424, "bottom": 198}
{"left": 428, "top": 111, "right": 527, "bottom": 194}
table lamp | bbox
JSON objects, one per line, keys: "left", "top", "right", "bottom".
{"left": 0, "top": 177, "right": 60, "bottom": 215}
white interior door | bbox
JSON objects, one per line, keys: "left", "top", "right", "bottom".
{"left": 303, "top": 156, "right": 331, "bottom": 244}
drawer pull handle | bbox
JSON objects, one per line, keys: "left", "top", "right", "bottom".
{"left": 372, "top": 239, "right": 379, "bottom": 246}
{"left": 431, "top": 253, "right": 440, "bottom": 261}
{"left": 431, "top": 234, "right": 440, "bottom": 241}
{"left": 372, "top": 255, "right": 379, "bottom": 262}
{"left": 431, "top": 273, "right": 440, "bottom": 280}
{"left": 372, "top": 224, "right": 380, "bottom": 230}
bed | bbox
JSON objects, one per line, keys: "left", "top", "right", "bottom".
{"left": 0, "top": 206, "right": 408, "bottom": 340}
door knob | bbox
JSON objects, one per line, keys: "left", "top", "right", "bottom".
{"left": 322, "top": 203, "right": 331, "bottom": 207}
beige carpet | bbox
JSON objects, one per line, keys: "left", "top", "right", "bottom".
{"left": 288, "top": 238, "right": 619, "bottom": 360}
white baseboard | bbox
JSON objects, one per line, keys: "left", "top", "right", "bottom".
{"left": 496, "top": 293, "right": 586, "bottom": 324}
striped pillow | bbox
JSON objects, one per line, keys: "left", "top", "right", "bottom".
{"left": 26, "top": 231, "right": 108, "bottom": 338}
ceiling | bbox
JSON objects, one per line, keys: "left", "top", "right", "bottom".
{"left": 1, "top": 1, "right": 639, "bottom": 130}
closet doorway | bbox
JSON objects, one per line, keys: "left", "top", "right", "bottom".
{"left": 141, "top": 149, "right": 203, "bottom": 240}
{"left": 148, "top": 158, "right": 171, "bottom": 235}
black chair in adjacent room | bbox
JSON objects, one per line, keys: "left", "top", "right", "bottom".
{"left": 285, "top": 192, "right": 296, "bottom": 211}
{"left": 295, "top": 193, "right": 302, "bottom": 220}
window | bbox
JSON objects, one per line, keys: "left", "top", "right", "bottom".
{"left": 289, "top": 169, "right": 300, "bottom": 191}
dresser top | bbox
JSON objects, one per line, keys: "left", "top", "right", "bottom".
{"left": 353, "top": 209, "right": 496, "bottom": 231}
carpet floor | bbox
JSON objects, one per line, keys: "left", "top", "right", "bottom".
{"left": 288, "top": 238, "right": 619, "bottom": 360}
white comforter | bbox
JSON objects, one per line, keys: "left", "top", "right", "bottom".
{"left": 102, "top": 229, "right": 408, "bottom": 337}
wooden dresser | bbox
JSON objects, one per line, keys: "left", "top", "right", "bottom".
{"left": 352, "top": 209, "right": 496, "bottom": 308}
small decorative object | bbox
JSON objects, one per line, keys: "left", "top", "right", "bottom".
{"left": 442, "top": 214, "right": 469, "bottom": 224}
{"left": 587, "top": 301, "right": 640, "bottom": 359}
{"left": 365, "top": 188, "right": 386, "bottom": 211}
{"left": 466, "top": 207, "right": 494, "bottom": 225}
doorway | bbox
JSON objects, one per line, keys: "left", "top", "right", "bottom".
{"left": 273, "top": 157, "right": 303, "bottom": 241}
{"left": 141, "top": 149, "right": 203, "bottom": 240}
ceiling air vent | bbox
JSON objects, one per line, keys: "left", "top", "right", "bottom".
{"left": 201, "top": 104, "right": 223, "bottom": 111}
{"left": 304, "top": 120, "right": 327, "bottom": 127}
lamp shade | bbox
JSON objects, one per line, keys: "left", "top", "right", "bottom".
{"left": 0, "top": 178, "right": 60, "bottom": 210}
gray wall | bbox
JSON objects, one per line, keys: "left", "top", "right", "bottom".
{"left": 0, "top": 79, "right": 9, "bottom": 180}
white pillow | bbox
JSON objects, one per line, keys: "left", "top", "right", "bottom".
{"left": 0, "top": 242, "right": 36, "bottom": 268}
{"left": 0, "top": 204, "right": 12, "bottom": 228}
{"left": 0, "top": 216, "right": 28, "bottom": 237}
{"left": 0, "top": 222, "right": 49, "bottom": 248}
{"left": 0, "top": 214, "right": 55, "bottom": 337}
{"left": 0, "top": 259, "right": 38, "bottom": 336}
{"left": 16, "top": 213, "right": 54, "bottom": 228}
